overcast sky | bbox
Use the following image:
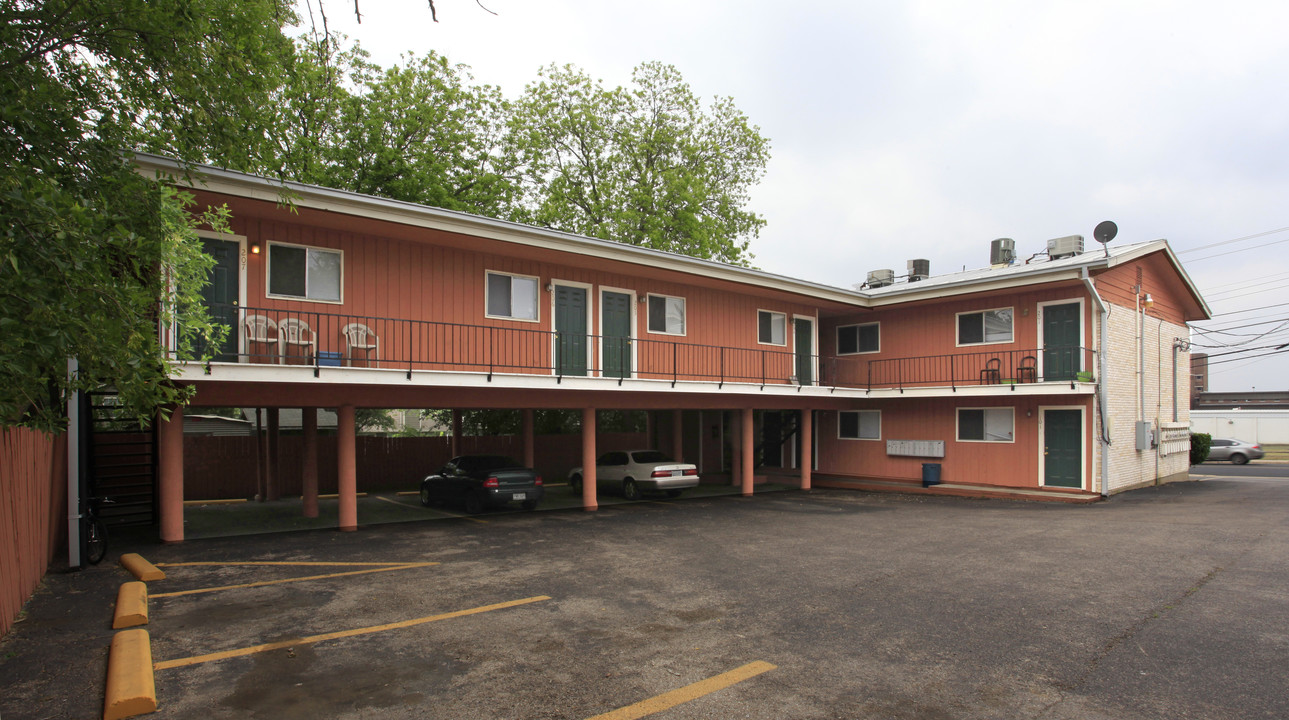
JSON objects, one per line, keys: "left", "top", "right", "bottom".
{"left": 297, "top": 0, "right": 1289, "bottom": 393}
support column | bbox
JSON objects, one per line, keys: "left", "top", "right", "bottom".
{"left": 266, "top": 407, "right": 280, "bottom": 501}
{"left": 741, "top": 407, "right": 754, "bottom": 497}
{"left": 157, "top": 406, "right": 185, "bottom": 543}
{"left": 582, "top": 408, "right": 598, "bottom": 511}
{"left": 254, "top": 408, "right": 265, "bottom": 501}
{"left": 522, "top": 409, "right": 535, "bottom": 469}
{"left": 730, "top": 411, "right": 741, "bottom": 486}
{"left": 672, "top": 409, "right": 684, "bottom": 462}
{"left": 451, "top": 409, "right": 462, "bottom": 457}
{"left": 302, "top": 408, "right": 318, "bottom": 518}
{"left": 337, "top": 404, "right": 357, "bottom": 531}
{"left": 799, "top": 410, "right": 813, "bottom": 490}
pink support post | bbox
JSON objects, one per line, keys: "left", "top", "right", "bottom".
{"left": 730, "top": 411, "right": 741, "bottom": 486}
{"left": 266, "top": 407, "right": 280, "bottom": 501}
{"left": 157, "top": 406, "right": 185, "bottom": 543}
{"left": 337, "top": 404, "right": 357, "bottom": 531}
{"left": 741, "top": 408, "right": 754, "bottom": 497}
{"left": 799, "top": 410, "right": 813, "bottom": 490}
{"left": 302, "top": 408, "right": 318, "bottom": 518}
{"left": 582, "top": 408, "right": 598, "bottom": 511}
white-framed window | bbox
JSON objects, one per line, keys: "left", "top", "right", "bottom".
{"left": 267, "top": 241, "right": 342, "bottom": 303}
{"left": 957, "top": 307, "right": 1014, "bottom": 345}
{"left": 957, "top": 407, "right": 1015, "bottom": 443}
{"left": 839, "top": 410, "right": 881, "bottom": 440}
{"left": 485, "top": 271, "right": 539, "bottom": 321}
{"left": 838, "top": 322, "right": 880, "bottom": 355}
{"left": 647, "top": 294, "right": 686, "bottom": 335}
{"left": 758, "top": 310, "right": 786, "bottom": 346}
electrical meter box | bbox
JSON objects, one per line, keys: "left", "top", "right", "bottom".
{"left": 1135, "top": 421, "right": 1155, "bottom": 450}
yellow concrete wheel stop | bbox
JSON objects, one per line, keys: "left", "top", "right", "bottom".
{"left": 103, "top": 628, "right": 156, "bottom": 720}
{"left": 119, "top": 554, "right": 165, "bottom": 582}
{"left": 113, "top": 582, "right": 149, "bottom": 629}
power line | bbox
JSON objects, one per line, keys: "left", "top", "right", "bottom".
{"left": 1186, "top": 236, "right": 1289, "bottom": 263}
{"left": 1177, "top": 225, "right": 1289, "bottom": 255}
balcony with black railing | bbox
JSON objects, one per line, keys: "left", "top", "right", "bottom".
{"left": 184, "top": 305, "right": 1093, "bottom": 393}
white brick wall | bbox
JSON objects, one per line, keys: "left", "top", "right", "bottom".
{"left": 1097, "top": 303, "right": 1191, "bottom": 493}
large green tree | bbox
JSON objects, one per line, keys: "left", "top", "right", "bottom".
{"left": 507, "top": 62, "right": 770, "bottom": 266}
{"left": 270, "top": 36, "right": 518, "bottom": 216}
{"left": 0, "top": 0, "right": 295, "bottom": 431}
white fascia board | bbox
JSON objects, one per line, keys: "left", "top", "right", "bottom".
{"left": 135, "top": 154, "right": 866, "bottom": 310}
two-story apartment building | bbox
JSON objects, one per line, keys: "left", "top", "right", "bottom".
{"left": 134, "top": 154, "right": 1210, "bottom": 542}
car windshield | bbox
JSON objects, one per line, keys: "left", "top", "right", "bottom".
{"left": 459, "top": 456, "right": 522, "bottom": 473}
{"left": 632, "top": 451, "right": 671, "bottom": 463}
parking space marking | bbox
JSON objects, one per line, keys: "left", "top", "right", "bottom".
{"left": 585, "top": 661, "right": 777, "bottom": 720}
{"left": 153, "top": 595, "right": 551, "bottom": 670}
{"left": 371, "top": 494, "right": 491, "bottom": 523}
{"left": 150, "top": 562, "right": 438, "bottom": 599}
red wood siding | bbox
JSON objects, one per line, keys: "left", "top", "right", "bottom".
{"left": 194, "top": 190, "right": 822, "bottom": 383}
{"left": 815, "top": 397, "right": 1094, "bottom": 489}
{"left": 1093, "top": 251, "right": 1202, "bottom": 324}
{"left": 821, "top": 286, "right": 1094, "bottom": 386}
{"left": 1, "top": 429, "right": 65, "bottom": 637}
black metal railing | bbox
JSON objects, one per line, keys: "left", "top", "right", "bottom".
{"left": 188, "top": 304, "right": 822, "bottom": 387}
{"left": 184, "top": 305, "right": 1095, "bottom": 392}
{"left": 826, "top": 346, "right": 1097, "bottom": 391}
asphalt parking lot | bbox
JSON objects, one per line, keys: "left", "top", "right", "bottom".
{"left": 2, "top": 473, "right": 1287, "bottom": 720}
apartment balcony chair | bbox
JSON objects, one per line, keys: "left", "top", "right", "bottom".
{"left": 244, "top": 315, "right": 279, "bottom": 364}
{"left": 278, "top": 318, "right": 316, "bottom": 365}
{"left": 342, "top": 323, "right": 380, "bottom": 367}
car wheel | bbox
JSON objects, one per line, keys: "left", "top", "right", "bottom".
{"left": 569, "top": 474, "right": 582, "bottom": 493}
{"left": 622, "top": 478, "right": 641, "bottom": 501}
{"left": 1230, "top": 453, "right": 1248, "bottom": 465}
{"left": 419, "top": 484, "right": 432, "bottom": 507}
{"left": 464, "top": 492, "right": 485, "bottom": 515}
{"left": 665, "top": 489, "right": 682, "bottom": 499}
{"left": 521, "top": 499, "right": 538, "bottom": 511}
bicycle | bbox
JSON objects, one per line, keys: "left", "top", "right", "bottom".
{"left": 81, "top": 496, "right": 110, "bottom": 566}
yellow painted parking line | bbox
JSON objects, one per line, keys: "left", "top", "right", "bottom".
{"left": 585, "top": 661, "right": 777, "bottom": 720}
{"left": 154, "top": 595, "right": 551, "bottom": 670}
{"left": 376, "top": 495, "right": 422, "bottom": 508}
{"left": 150, "top": 563, "right": 437, "bottom": 599}
{"left": 156, "top": 561, "right": 428, "bottom": 568}
{"left": 374, "top": 494, "right": 491, "bottom": 523}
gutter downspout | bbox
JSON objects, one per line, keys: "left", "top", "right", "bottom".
{"left": 1082, "top": 269, "right": 1111, "bottom": 498}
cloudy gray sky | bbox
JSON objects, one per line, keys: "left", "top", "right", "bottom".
{"left": 298, "top": 0, "right": 1289, "bottom": 392}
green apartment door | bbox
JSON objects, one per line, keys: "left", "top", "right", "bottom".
{"left": 794, "top": 317, "right": 813, "bottom": 385}
{"left": 555, "top": 285, "right": 588, "bottom": 376}
{"left": 1042, "top": 302, "right": 1081, "bottom": 381}
{"left": 602, "top": 291, "right": 632, "bottom": 379}
{"left": 1043, "top": 409, "right": 1083, "bottom": 488}
{"left": 200, "top": 236, "right": 240, "bottom": 361}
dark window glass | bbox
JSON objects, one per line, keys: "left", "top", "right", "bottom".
{"left": 858, "top": 323, "right": 880, "bottom": 352}
{"left": 269, "top": 244, "right": 306, "bottom": 298}
{"left": 959, "top": 409, "right": 985, "bottom": 441}
{"left": 487, "top": 273, "right": 512, "bottom": 317}
{"left": 632, "top": 451, "right": 669, "bottom": 463}
{"left": 839, "top": 411, "right": 859, "bottom": 438}
{"left": 959, "top": 313, "right": 983, "bottom": 344}
{"left": 648, "top": 296, "right": 667, "bottom": 332}
{"left": 838, "top": 326, "right": 858, "bottom": 354}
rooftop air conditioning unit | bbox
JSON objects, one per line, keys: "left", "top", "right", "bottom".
{"left": 907, "top": 258, "right": 930, "bottom": 282}
{"left": 990, "top": 238, "right": 1015, "bottom": 266}
{"left": 1047, "top": 234, "right": 1085, "bottom": 260}
{"left": 867, "top": 269, "right": 895, "bottom": 288}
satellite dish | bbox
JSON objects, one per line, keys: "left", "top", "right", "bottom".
{"left": 1094, "top": 220, "right": 1117, "bottom": 257}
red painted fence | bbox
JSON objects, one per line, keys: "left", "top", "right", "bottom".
{"left": 1, "top": 428, "right": 66, "bottom": 637}
{"left": 183, "top": 432, "right": 649, "bottom": 500}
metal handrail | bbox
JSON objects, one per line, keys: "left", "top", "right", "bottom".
{"left": 191, "top": 304, "right": 824, "bottom": 388}
{"left": 832, "top": 346, "right": 1098, "bottom": 390}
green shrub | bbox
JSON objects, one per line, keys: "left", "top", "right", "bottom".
{"left": 1190, "top": 432, "right": 1212, "bottom": 465}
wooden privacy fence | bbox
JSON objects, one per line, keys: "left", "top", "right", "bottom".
{"left": 1, "top": 428, "right": 65, "bottom": 637}
{"left": 183, "top": 432, "right": 649, "bottom": 501}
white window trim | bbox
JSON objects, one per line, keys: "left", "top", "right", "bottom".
{"left": 265, "top": 240, "right": 344, "bottom": 305}
{"left": 645, "top": 293, "right": 687, "bottom": 337}
{"left": 1038, "top": 405, "right": 1086, "bottom": 490}
{"left": 484, "top": 269, "right": 542, "bottom": 324}
{"left": 955, "top": 406, "right": 1016, "bottom": 444}
{"left": 955, "top": 306, "right": 1015, "bottom": 347}
{"left": 599, "top": 286, "right": 637, "bottom": 380}
{"left": 838, "top": 409, "right": 882, "bottom": 441}
{"left": 1036, "top": 298, "right": 1085, "bottom": 376}
{"left": 837, "top": 321, "right": 880, "bottom": 356}
{"left": 757, "top": 309, "right": 788, "bottom": 347}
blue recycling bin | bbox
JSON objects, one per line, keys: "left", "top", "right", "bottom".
{"left": 921, "top": 463, "right": 942, "bottom": 488}
{"left": 317, "top": 351, "right": 342, "bottom": 367}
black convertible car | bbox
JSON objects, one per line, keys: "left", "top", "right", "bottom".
{"left": 419, "top": 455, "right": 544, "bottom": 514}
